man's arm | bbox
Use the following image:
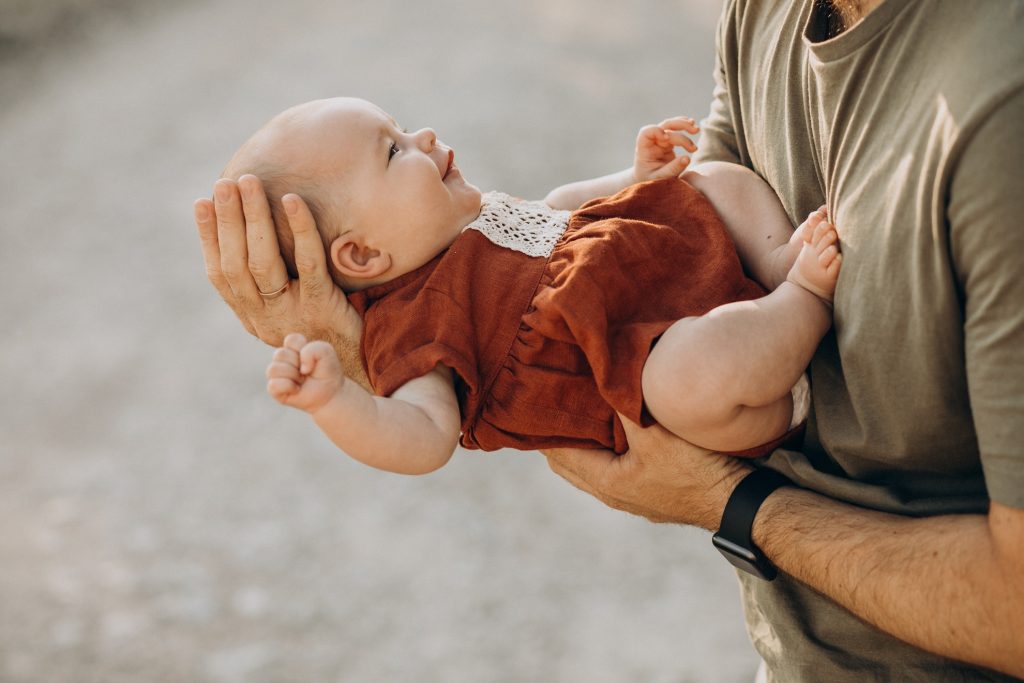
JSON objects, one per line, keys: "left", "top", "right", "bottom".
{"left": 753, "top": 489, "right": 1024, "bottom": 676}
{"left": 545, "top": 423, "right": 1024, "bottom": 678}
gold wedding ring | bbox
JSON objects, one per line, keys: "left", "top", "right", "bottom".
{"left": 257, "top": 281, "right": 289, "bottom": 300}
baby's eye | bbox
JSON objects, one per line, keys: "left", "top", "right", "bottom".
{"left": 388, "top": 140, "right": 400, "bottom": 161}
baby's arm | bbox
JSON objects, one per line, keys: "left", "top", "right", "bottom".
{"left": 267, "top": 334, "right": 461, "bottom": 475}
{"left": 682, "top": 161, "right": 802, "bottom": 291}
{"left": 544, "top": 117, "right": 699, "bottom": 210}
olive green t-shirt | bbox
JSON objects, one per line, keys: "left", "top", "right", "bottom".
{"left": 692, "top": 0, "right": 1024, "bottom": 679}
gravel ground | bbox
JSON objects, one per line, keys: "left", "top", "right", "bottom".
{"left": 0, "top": 1, "right": 760, "bottom": 680}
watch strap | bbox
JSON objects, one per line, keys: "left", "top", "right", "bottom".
{"left": 713, "top": 467, "right": 792, "bottom": 580}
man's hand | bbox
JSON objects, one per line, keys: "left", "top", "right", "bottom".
{"left": 194, "top": 174, "right": 369, "bottom": 389}
{"left": 634, "top": 116, "right": 700, "bottom": 183}
{"left": 543, "top": 414, "right": 750, "bottom": 529}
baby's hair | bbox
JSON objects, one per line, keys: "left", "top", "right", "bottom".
{"left": 243, "top": 167, "right": 336, "bottom": 281}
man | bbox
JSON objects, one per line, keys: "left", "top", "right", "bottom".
{"left": 195, "top": 0, "right": 1023, "bottom": 678}
{"left": 546, "top": 1, "right": 1024, "bottom": 679}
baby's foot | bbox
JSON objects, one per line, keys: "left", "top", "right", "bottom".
{"left": 786, "top": 207, "right": 842, "bottom": 304}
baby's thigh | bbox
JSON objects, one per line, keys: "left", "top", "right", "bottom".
{"left": 641, "top": 318, "right": 732, "bottom": 430}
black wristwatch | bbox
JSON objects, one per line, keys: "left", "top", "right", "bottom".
{"left": 712, "top": 468, "right": 793, "bottom": 581}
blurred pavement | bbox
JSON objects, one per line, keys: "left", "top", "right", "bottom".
{"left": 0, "top": 1, "right": 761, "bottom": 681}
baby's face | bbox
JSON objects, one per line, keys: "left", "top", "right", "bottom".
{"left": 283, "top": 98, "right": 482, "bottom": 279}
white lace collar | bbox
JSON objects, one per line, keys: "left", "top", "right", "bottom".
{"left": 463, "top": 191, "right": 570, "bottom": 258}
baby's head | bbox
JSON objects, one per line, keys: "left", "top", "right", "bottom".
{"left": 223, "top": 97, "right": 482, "bottom": 291}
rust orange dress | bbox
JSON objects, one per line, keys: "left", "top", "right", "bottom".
{"left": 349, "top": 178, "right": 769, "bottom": 454}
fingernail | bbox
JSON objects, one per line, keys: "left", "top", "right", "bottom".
{"left": 283, "top": 195, "right": 298, "bottom": 216}
{"left": 214, "top": 182, "right": 230, "bottom": 202}
{"left": 194, "top": 201, "right": 209, "bottom": 222}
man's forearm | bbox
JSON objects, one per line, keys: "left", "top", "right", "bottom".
{"left": 752, "top": 487, "right": 1024, "bottom": 677}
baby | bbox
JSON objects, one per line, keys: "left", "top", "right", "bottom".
{"left": 222, "top": 97, "right": 840, "bottom": 474}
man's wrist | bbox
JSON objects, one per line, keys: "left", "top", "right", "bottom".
{"left": 699, "top": 464, "right": 752, "bottom": 531}
{"left": 712, "top": 468, "right": 794, "bottom": 580}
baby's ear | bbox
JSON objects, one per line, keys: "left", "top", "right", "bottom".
{"left": 329, "top": 236, "right": 391, "bottom": 281}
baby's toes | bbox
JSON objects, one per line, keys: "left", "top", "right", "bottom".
{"left": 811, "top": 219, "right": 835, "bottom": 246}
{"left": 799, "top": 210, "right": 825, "bottom": 242}
{"left": 814, "top": 225, "right": 838, "bottom": 252}
{"left": 826, "top": 253, "right": 843, "bottom": 278}
{"left": 818, "top": 244, "right": 840, "bottom": 268}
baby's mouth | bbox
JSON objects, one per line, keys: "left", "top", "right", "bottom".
{"left": 442, "top": 149, "right": 455, "bottom": 180}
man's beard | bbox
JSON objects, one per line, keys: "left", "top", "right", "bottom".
{"left": 818, "top": 0, "right": 870, "bottom": 36}
{"left": 826, "top": 0, "right": 869, "bottom": 25}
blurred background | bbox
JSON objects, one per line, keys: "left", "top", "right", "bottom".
{"left": 0, "top": 0, "right": 760, "bottom": 680}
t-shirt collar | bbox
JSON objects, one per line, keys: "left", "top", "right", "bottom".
{"left": 803, "top": 0, "right": 914, "bottom": 62}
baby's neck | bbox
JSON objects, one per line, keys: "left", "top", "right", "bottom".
{"left": 340, "top": 202, "right": 486, "bottom": 294}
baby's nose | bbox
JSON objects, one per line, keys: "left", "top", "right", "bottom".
{"left": 414, "top": 128, "right": 437, "bottom": 152}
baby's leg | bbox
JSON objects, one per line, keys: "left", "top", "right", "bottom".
{"left": 642, "top": 213, "right": 841, "bottom": 452}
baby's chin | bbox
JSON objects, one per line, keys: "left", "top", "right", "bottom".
{"left": 457, "top": 185, "right": 484, "bottom": 227}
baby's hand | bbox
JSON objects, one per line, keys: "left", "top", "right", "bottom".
{"left": 633, "top": 116, "right": 699, "bottom": 183}
{"left": 266, "top": 333, "right": 345, "bottom": 414}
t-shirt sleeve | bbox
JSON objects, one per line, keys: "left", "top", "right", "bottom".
{"left": 948, "top": 87, "right": 1024, "bottom": 508}
{"left": 692, "top": 0, "right": 742, "bottom": 167}
{"left": 362, "top": 287, "right": 480, "bottom": 399}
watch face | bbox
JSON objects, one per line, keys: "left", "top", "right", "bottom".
{"left": 712, "top": 534, "right": 778, "bottom": 581}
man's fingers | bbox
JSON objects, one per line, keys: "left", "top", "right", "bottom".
{"left": 283, "top": 194, "right": 329, "bottom": 282}
{"left": 214, "top": 179, "right": 247, "bottom": 273}
{"left": 215, "top": 179, "right": 261, "bottom": 304}
{"left": 196, "top": 197, "right": 258, "bottom": 335}
{"left": 195, "top": 199, "right": 227, "bottom": 291}
{"left": 238, "top": 175, "right": 290, "bottom": 293}
{"left": 544, "top": 450, "right": 602, "bottom": 498}
{"left": 544, "top": 448, "right": 668, "bottom": 520}
{"left": 618, "top": 414, "right": 692, "bottom": 460}
{"left": 544, "top": 447, "right": 618, "bottom": 492}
